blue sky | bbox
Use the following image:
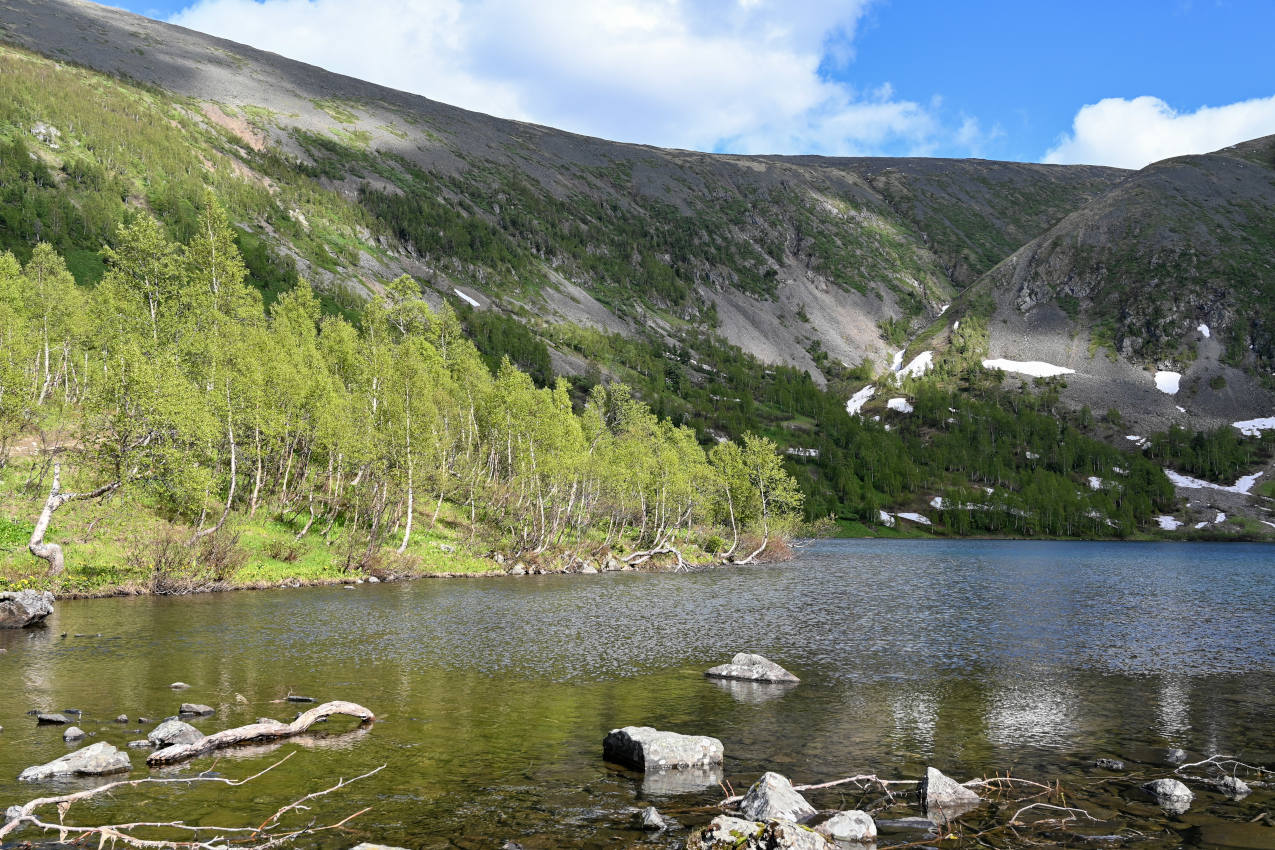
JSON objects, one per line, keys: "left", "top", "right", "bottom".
{"left": 107, "top": 0, "right": 1275, "bottom": 167}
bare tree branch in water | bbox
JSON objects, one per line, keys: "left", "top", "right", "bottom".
{"left": 1, "top": 753, "right": 386, "bottom": 849}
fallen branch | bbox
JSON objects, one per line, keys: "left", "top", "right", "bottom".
{"left": 719, "top": 773, "right": 918, "bottom": 806}
{"left": 0, "top": 754, "right": 294, "bottom": 842}
{"left": 148, "top": 700, "right": 375, "bottom": 765}
{"left": 1009, "top": 802, "right": 1102, "bottom": 825}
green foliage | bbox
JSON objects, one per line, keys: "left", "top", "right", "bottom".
{"left": 1146, "top": 425, "right": 1273, "bottom": 484}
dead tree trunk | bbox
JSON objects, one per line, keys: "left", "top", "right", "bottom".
{"left": 29, "top": 461, "right": 119, "bottom": 575}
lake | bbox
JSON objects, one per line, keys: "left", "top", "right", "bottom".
{"left": 2, "top": 540, "right": 1274, "bottom": 848}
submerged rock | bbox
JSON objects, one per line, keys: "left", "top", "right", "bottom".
{"left": 642, "top": 765, "right": 723, "bottom": 795}
{"left": 148, "top": 719, "right": 204, "bottom": 748}
{"left": 1165, "top": 748, "right": 1188, "bottom": 765}
{"left": 919, "top": 767, "right": 981, "bottom": 817}
{"left": 348, "top": 844, "right": 411, "bottom": 850}
{"left": 638, "top": 806, "right": 666, "bottom": 830}
{"left": 738, "top": 772, "right": 816, "bottom": 822}
{"left": 1142, "top": 778, "right": 1194, "bottom": 814}
{"left": 603, "top": 726, "right": 723, "bottom": 771}
{"left": 705, "top": 653, "right": 800, "bottom": 684}
{"left": 0, "top": 590, "right": 54, "bottom": 629}
{"left": 1215, "top": 775, "right": 1251, "bottom": 799}
{"left": 19, "top": 742, "right": 130, "bottom": 781}
{"left": 816, "top": 810, "right": 877, "bottom": 842}
{"left": 1094, "top": 758, "right": 1125, "bottom": 771}
{"left": 179, "top": 703, "right": 214, "bottom": 717}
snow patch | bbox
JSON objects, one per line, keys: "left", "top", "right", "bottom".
{"left": 953, "top": 320, "right": 961, "bottom": 331}
{"left": 1088, "top": 476, "right": 1103, "bottom": 490}
{"left": 896, "top": 512, "right": 932, "bottom": 526}
{"left": 1164, "top": 469, "right": 1263, "bottom": 494}
{"left": 929, "top": 496, "right": 945, "bottom": 509}
{"left": 1194, "top": 521, "right": 1208, "bottom": 530}
{"left": 846, "top": 385, "right": 875, "bottom": 416}
{"left": 1157, "top": 516, "right": 1184, "bottom": 531}
{"left": 878, "top": 510, "right": 896, "bottom": 528}
{"left": 1197, "top": 323, "right": 1211, "bottom": 339}
{"left": 982, "top": 359, "right": 1075, "bottom": 378}
{"left": 1154, "top": 371, "right": 1181, "bottom": 395}
{"left": 1175, "top": 405, "right": 1186, "bottom": 413}
{"left": 1126, "top": 435, "right": 1149, "bottom": 448}
{"left": 890, "top": 351, "right": 904, "bottom": 372}
{"left": 1262, "top": 521, "right": 1275, "bottom": 530}
{"left": 453, "top": 288, "right": 480, "bottom": 308}
{"left": 1233, "top": 417, "right": 1275, "bottom": 437}
{"left": 1026, "top": 451, "right": 1040, "bottom": 460}
{"left": 887, "top": 397, "right": 914, "bottom": 413}
{"left": 1215, "top": 512, "right": 1227, "bottom": 524}
{"left": 898, "top": 351, "right": 934, "bottom": 380}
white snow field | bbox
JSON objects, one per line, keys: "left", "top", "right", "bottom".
{"left": 453, "top": 288, "right": 480, "bottom": 307}
{"left": 1154, "top": 371, "right": 1181, "bottom": 394}
{"left": 887, "top": 397, "right": 914, "bottom": 413}
{"left": 1157, "top": 516, "right": 1184, "bottom": 531}
{"left": 897, "top": 351, "right": 933, "bottom": 380}
{"left": 1233, "top": 417, "right": 1275, "bottom": 437}
{"left": 982, "top": 359, "right": 1075, "bottom": 378}
{"left": 846, "top": 385, "right": 875, "bottom": 416}
{"left": 1163, "top": 469, "right": 1263, "bottom": 495}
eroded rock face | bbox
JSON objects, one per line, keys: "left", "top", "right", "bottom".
{"left": 148, "top": 719, "right": 205, "bottom": 748}
{"left": 1142, "top": 778, "right": 1194, "bottom": 814}
{"left": 0, "top": 591, "right": 54, "bottom": 629}
{"left": 18, "top": 742, "right": 130, "bottom": 781}
{"left": 816, "top": 810, "right": 877, "bottom": 842}
{"left": 602, "top": 726, "right": 723, "bottom": 771}
{"left": 705, "top": 653, "right": 800, "bottom": 684}
{"left": 738, "top": 772, "right": 816, "bottom": 823}
{"left": 919, "top": 767, "right": 981, "bottom": 818}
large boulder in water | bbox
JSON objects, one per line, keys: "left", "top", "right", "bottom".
{"left": 1141, "top": 778, "right": 1194, "bottom": 814}
{"left": 705, "top": 653, "right": 799, "bottom": 683}
{"left": 738, "top": 772, "right": 816, "bottom": 822}
{"left": 148, "top": 719, "right": 204, "bottom": 748}
{"left": 603, "top": 726, "right": 723, "bottom": 771}
{"left": 0, "top": 591, "right": 54, "bottom": 628}
{"left": 816, "top": 810, "right": 877, "bottom": 842}
{"left": 919, "top": 767, "right": 981, "bottom": 817}
{"left": 19, "top": 742, "right": 130, "bottom": 781}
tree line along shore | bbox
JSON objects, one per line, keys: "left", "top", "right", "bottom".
{"left": 0, "top": 196, "right": 805, "bottom": 597}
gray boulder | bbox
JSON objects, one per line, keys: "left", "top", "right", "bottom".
{"left": 170, "top": 682, "right": 190, "bottom": 690}
{"left": 63, "top": 726, "right": 85, "bottom": 742}
{"left": 19, "top": 741, "right": 130, "bottom": 781}
{"left": 919, "top": 767, "right": 981, "bottom": 817}
{"left": 1141, "top": 778, "right": 1194, "bottom": 814}
{"left": 126, "top": 739, "right": 155, "bottom": 749}
{"left": 114, "top": 714, "right": 129, "bottom": 723}
{"left": 686, "top": 816, "right": 764, "bottom": 850}
{"left": 816, "top": 810, "right": 877, "bottom": 842}
{"left": 0, "top": 590, "right": 54, "bottom": 628}
{"left": 179, "top": 703, "right": 214, "bottom": 717}
{"left": 36, "top": 713, "right": 71, "bottom": 725}
{"left": 638, "top": 806, "right": 666, "bottom": 830}
{"left": 580, "top": 563, "right": 599, "bottom": 575}
{"left": 1165, "top": 747, "right": 1188, "bottom": 765}
{"left": 348, "top": 845, "right": 411, "bottom": 850}
{"left": 1216, "top": 775, "right": 1251, "bottom": 799}
{"left": 738, "top": 772, "right": 816, "bottom": 822}
{"left": 148, "top": 719, "right": 204, "bottom": 748}
{"left": 603, "top": 726, "right": 723, "bottom": 771}
{"left": 706, "top": 653, "right": 799, "bottom": 684}
{"left": 687, "top": 816, "right": 831, "bottom": 850}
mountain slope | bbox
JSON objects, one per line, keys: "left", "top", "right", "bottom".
{"left": 0, "top": 0, "right": 1126, "bottom": 383}
{"left": 960, "top": 135, "right": 1275, "bottom": 432}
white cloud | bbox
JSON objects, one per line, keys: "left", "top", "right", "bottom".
{"left": 168, "top": 0, "right": 979, "bottom": 156}
{"left": 1044, "top": 95, "right": 1275, "bottom": 169}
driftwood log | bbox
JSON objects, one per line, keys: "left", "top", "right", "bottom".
{"left": 147, "top": 700, "right": 374, "bottom": 766}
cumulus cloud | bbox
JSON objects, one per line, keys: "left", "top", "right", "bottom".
{"left": 1044, "top": 95, "right": 1275, "bottom": 169}
{"left": 168, "top": 0, "right": 978, "bottom": 156}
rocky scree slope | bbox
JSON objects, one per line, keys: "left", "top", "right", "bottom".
{"left": 0, "top": 0, "right": 1126, "bottom": 385}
